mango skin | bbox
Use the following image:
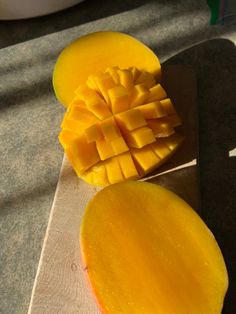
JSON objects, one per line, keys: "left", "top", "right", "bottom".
{"left": 80, "top": 181, "right": 228, "bottom": 314}
{"left": 53, "top": 31, "right": 161, "bottom": 107}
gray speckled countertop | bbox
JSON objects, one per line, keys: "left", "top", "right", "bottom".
{"left": 0, "top": 1, "right": 235, "bottom": 313}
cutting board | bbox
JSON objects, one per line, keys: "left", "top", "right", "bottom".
{"left": 28, "top": 65, "right": 198, "bottom": 314}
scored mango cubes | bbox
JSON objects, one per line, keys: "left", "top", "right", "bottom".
{"left": 59, "top": 66, "right": 184, "bottom": 186}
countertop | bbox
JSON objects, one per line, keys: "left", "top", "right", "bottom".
{"left": 0, "top": 0, "right": 235, "bottom": 313}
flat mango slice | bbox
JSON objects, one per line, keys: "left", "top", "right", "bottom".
{"left": 80, "top": 182, "right": 228, "bottom": 314}
{"left": 58, "top": 66, "right": 183, "bottom": 186}
{"left": 53, "top": 31, "right": 161, "bottom": 107}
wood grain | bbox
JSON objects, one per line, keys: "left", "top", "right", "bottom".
{"left": 28, "top": 65, "right": 199, "bottom": 313}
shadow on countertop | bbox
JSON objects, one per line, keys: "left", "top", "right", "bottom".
{"left": 163, "top": 38, "right": 236, "bottom": 314}
{"left": 0, "top": 0, "right": 147, "bottom": 48}
{"left": 0, "top": 0, "right": 207, "bottom": 49}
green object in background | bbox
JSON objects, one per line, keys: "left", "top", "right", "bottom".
{"left": 207, "top": 0, "right": 221, "bottom": 24}
{"left": 207, "top": 0, "right": 236, "bottom": 24}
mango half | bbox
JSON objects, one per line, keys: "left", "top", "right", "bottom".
{"left": 53, "top": 31, "right": 161, "bottom": 107}
{"left": 80, "top": 181, "right": 228, "bottom": 314}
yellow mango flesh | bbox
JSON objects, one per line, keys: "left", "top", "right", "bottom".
{"left": 53, "top": 31, "right": 161, "bottom": 107}
{"left": 58, "top": 66, "right": 184, "bottom": 186}
{"left": 80, "top": 182, "right": 228, "bottom": 314}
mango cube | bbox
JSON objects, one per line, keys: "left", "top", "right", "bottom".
{"left": 131, "top": 146, "right": 161, "bottom": 174}
{"left": 105, "top": 158, "right": 124, "bottom": 184}
{"left": 96, "top": 138, "right": 115, "bottom": 160}
{"left": 75, "top": 84, "right": 97, "bottom": 99}
{"left": 147, "top": 119, "right": 175, "bottom": 137}
{"left": 85, "top": 94, "right": 112, "bottom": 120}
{"left": 148, "top": 84, "right": 167, "bottom": 102}
{"left": 123, "top": 127, "right": 156, "bottom": 148}
{"left": 60, "top": 132, "right": 100, "bottom": 173}
{"left": 89, "top": 162, "right": 108, "bottom": 186}
{"left": 135, "top": 71, "right": 156, "bottom": 88}
{"left": 108, "top": 85, "right": 130, "bottom": 114}
{"left": 165, "top": 133, "right": 184, "bottom": 151}
{"left": 151, "top": 139, "right": 171, "bottom": 159}
{"left": 138, "top": 101, "right": 167, "bottom": 119}
{"left": 68, "top": 105, "right": 98, "bottom": 125}
{"left": 129, "top": 66, "right": 141, "bottom": 81}
{"left": 110, "top": 136, "right": 129, "bottom": 155}
{"left": 94, "top": 72, "right": 116, "bottom": 104}
{"left": 158, "top": 114, "right": 182, "bottom": 128}
{"left": 160, "top": 98, "right": 177, "bottom": 115}
{"left": 130, "top": 84, "right": 149, "bottom": 108}
{"left": 117, "top": 69, "right": 134, "bottom": 90}
{"left": 105, "top": 66, "right": 120, "bottom": 84}
{"left": 117, "top": 152, "right": 139, "bottom": 180}
{"left": 84, "top": 123, "right": 103, "bottom": 143}
{"left": 100, "top": 117, "right": 120, "bottom": 141}
{"left": 115, "top": 108, "right": 147, "bottom": 131}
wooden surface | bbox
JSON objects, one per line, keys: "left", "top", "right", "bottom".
{"left": 28, "top": 65, "right": 198, "bottom": 314}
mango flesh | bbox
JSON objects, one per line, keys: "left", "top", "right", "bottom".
{"left": 53, "top": 31, "right": 161, "bottom": 107}
{"left": 80, "top": 181, "right": 228, "bottom": 314}
{"left": 59, "top": 66, "right": 184, "bottom": 186}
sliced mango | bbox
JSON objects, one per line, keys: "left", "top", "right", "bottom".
{"left": 58, "top": 66, "right": 183, "bottom": 186}
{"left": 80, "top": 181, "right": 228, "bottom": 314}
